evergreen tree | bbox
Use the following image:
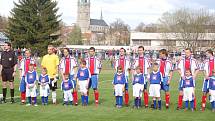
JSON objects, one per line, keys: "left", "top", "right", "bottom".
{"left": 7, "top": 0, "right": 61, "bottom": 56}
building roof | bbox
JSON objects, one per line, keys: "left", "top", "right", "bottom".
{"left": 90, "top": 19, "right": 108, "bottom": 26}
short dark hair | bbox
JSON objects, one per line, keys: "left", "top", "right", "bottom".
{"left": 117, "top": 66, "right": 123, "bottom": 71}
{"left": 206, "top": 49, "right": 213, "bottom": 56}
{"left": 185, "top": 48, "right": 192, "bottom": 53}
{"left": 42, "top": 67, "right": 47, "bottom": 73}
{"left": 120, "top": 48, "right": 126, "bottom": 53}
{"left": 185, "top": 69, "right": 191, "bottom": 73}
{"left": 5, "top": 42, "right": 11, "bottom": 47}
{"left": 159, "top": 49, "right": 168, "bottom": 57}
{"left": 89, "top": 47, "right": 95, "bottom": 52}
{"left": 153, "top": 62, "right": 159, "bottom": 66}
{"left": 64, "top": 48, "right": 70, "bottom": 53}
{"left": 81, "top": 59, "right": 86, "bottom": 65}
{"left": 138, "top": 46, "right": 144, "bottom": 51}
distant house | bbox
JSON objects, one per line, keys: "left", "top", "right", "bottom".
{"left": 0, "top": 32, "right": 9, "bottom": 46}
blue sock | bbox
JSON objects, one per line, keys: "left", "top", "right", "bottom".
{"left": 119, "top": 96, "right": 123, "bottom": 106}
{"left": 34, "top": 97, "right": 37, "bottom": 104}
{"left": 86, "top": 96, "right": 89, "bottom": 105}
{"left": 211, "top": 101, "right": 215, "bottom": 109}
{"left": 116, "top": 96, "right": 119, "bottom": 105}
{"left": 190, "top": 100, "right": 194, "bottom": 109}
{"left": 41, "top": 97, "right": 44, "bottom": 104}
{"left": 153, "top": 100, "right": 156, "bottom": 109}
{"left": 45, "top": 97, "right": 48, "bottom": 104}
{"left": 64, "top": 101, "right": 68, "bottom": 105}
{"left": 70, "top": 101, "right": 73, "bottom": 105}
{"left": 134, "top": 98, "right": 137, "bottom": 107}
{"left": 185, "top": 101, "right": 189, "bottom": 108}
{"left": 81, "top": 95, "right": 84, "bottom": 105}
{"left": 158, "top": 100, "right": 161, "bottom": 109}
{"left": 28, "top": 97, "right": 31, "bottom": 104}
{"left": 139, "top": 98, "right": 141, "bottom": 107}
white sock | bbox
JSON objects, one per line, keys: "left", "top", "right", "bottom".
{"left": 52, "top": 91, "right": 56, "bottom": 103}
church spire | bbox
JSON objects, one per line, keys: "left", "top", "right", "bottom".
{"left": 100, "top": 8, "right": 103, "bottom": 20}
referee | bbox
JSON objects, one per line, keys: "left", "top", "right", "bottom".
{"left": 0, "top": 42, "right": 17, "bottom": 103}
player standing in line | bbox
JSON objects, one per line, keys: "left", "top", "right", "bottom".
{"left": 149, "top": 63, "right": 163, "bottom": 110}
{"left": 38, "top": 68, "right": 50, "bottom": 105}
{"left": 114, "top": 48, "right": 131, "bottom": 106}
{"left": 156, "top": 49, "right": 173, "bottom": 109}
{"left": 85, "top": 47, "right": 102, "bottom": 106}
{"left": 132, "top": 46, "right": 151, "bottom": 108}
{"left": 61, "top": 74, "right": 74, "bottom": 106}
{"left": 132, "top": 66, "right": 145, "bottom": 109}
{"left": 60, "top": 48, "right": 78, "bottom": 105}
{"left": 77, "top": 60, "right": 91, "bottom": 106}
{"left": 201, "top": 49, "right": 215, "bottom": 111}
{"left": 25, "top": 64, "right": 38, "bottom": 106}
{"left": 207, "top": 70, "right": 215, "bottom": 112}
{"left": 113, "top": 66, "right": 126, "bottom": 108}
{"left": 19, "top": 49, "right": 37, "bottom": 104}
{"left": 177, "top": 48, "right": 199, "bottom": 110}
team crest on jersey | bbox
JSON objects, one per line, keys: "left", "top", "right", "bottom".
{"left": 152, "top": 75, "right": 157, "bottom": 80}
{"left": 64, "top": 83, "right": 69, "bottom": 89}
{"left": 185, "top": 80, "right": 190, "bottom": 85}
{"left": 117, "top": 76, "right": 121, "bottom": 81}
{"left": 41, "top": 78, "right": 46, "bottom": 83}
{"left": 29, "top": 74, "right": 34, "bottom": 79}
{"left": 135, "top": 77, "right": 139, "bottom": 82}
{"left": 213, "top": 81, "right": 215, "bottom": 86}
{"left": 80, "top": 71, "right": 84, "bottom": 76}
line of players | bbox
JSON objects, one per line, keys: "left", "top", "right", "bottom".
{"left": 18, "top": 45, "right": 215, "bottom": 112}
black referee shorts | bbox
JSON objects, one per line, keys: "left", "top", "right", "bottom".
{"left": 1, "top": 68, "right": 14, "bottom": 82}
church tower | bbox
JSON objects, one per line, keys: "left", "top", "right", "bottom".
{"left": 77, "top": 0, "right": 90, "bottom": 33}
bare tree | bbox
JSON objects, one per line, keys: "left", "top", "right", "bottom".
{"left": 159, "top": 8, "right": 215, "bottom": 52}
{"left": 0, "top": 15, "right": 8, "bottom": 31}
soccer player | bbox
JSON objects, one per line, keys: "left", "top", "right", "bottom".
{"left": 132, "top": 46, "right": 151, "bottom": 108}
{"left": 77, "top": 60, "right": 91, "bottom": 106}
{"left": 60, "top": 48, "right": 78, "bottom": 105}
{"left": 25, "top": 64, "right": 38, "bottom": 106}
{"left": 113, "top": 66, "right": 126, "bottom": 108}
{"left": 114, "top": 48, "right": 131, "bottom": 106}
{"left": 177, "top": 48, "right": 199, "bottom": 110}
{"left": 180, "top": 69, "right": 195, "bottom": 112}
{"left": 201, "top": 49, "right": 215, "bottom": 111}
{"left": 41, "top": 45, "right": 59, "bottom": 104}
{"left": 38, "top": 68, "right": 50, "bottom": 105}
{"left": 132, "top": 66, "right": 145, "bottom": 109}
{"left": 19, "top": 49, "right": 37, "bottom": 104}
{"left": 61, "top": 74, "right": 74, "bottom": 106}
{"left": 149, "top": 63, "right": 163, "bottom": 110}
{"left": 85, "top": 47, "right": 102, "bottom": 106}
{"left": 156, "top": 49, "right": 173, "bottom": 109}
{"left": 208, "top": 70, "right": 215, "bottom": 112}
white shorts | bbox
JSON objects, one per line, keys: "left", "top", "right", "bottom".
{"left": 133, "top": 84, "right": 144, "bottom": 97}
{"left": 26, "top": 84, "right": 37, "bottom": 97}
{"left": 183, "top": 87, "right": 194, "bottom": 101}
{"left": 114, "top": 84, "right": 124, "bottom": 96}
{"left": 149, "top": 84, "right": 161, "bottom": 97}
{"left": 40, "top": 84, "right": 50, "bottom": 97}
{"left": 63, "top": 89, "right": 73, "bottom": 102}
{"left": 209, "top": 89, "right": 215, "bottom": 102}
{"left": 79, "top": 80, "right": 88, "bottom": 94}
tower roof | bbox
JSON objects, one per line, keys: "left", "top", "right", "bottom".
{"left": 90, "top": 19, "right": 108, "bottom": 26}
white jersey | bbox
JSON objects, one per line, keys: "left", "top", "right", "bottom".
{"left": 156, "top": 58, "right": 173, "bottom": 77}
{"left": 203, "top": 57, "right": 215, "bottom": 77}
{"left": 59, "top": 55, "right": 77, "bottom": 75}
{"left": 114, "top": 56, "right": 131, "bottom": 76}
{"left": 85, "top": 56, "right": 102, "bottom": 75}
{"left": 19, "top": 57, "right": 36, "bottom": 76}
{"left": 177, "top": 57, "right": 199, "bottom": 77}
{"left": 133, "top": 56, "right": 151, "bottom": 75}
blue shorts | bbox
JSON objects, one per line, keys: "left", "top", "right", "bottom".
{"left": 19, "top": 76, "right": 26, "bottom": 92}
{"left": 178, "top": 78, "right": 183, "bottom": 91}
{"left": 202, "top": 79, "right": 209, "bottom": 93}
{"left": 88, "top": 75, "right": 98, "bottom": 90}
{"left": 125, "top": 76, "right": 129, "bottom": 90}
{"left": 161, "top": 77, "right": 169, "bottom": 92}
{"left": 69, "top": 74, "right": 76, "bottom": 88}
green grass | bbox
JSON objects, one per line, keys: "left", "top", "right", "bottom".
{"left": 0, "top": 60, "right": 214, "bottom": 121}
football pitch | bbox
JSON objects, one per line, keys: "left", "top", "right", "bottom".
{"left": 0, "top": 60, "right": 214, "bottom": 121}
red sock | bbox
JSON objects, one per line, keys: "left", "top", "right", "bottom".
{"left": 201, "top": 95, "right": 207, "bottom": 108}
{"left": 21, "top": 92, "right": 26, "bottom": 102}
{"left": 178, "top": 95, "right": 183, "bottom": 108}
{"left": 124, "top": 91, "right": 129, "bottom": 105}
{"left": 72, "top": 91, "right": 78, "bottom": 105}
{"left": 94, "top": 91, "right": 99, "bottom": 104}
{"left": 165, "top": 94, "right": 170, "bottom": 106}
{"left": 194, "top": 97, "right": 197, "bottom": 109}
{"left": 144, "top": 92, "right": 148, "bottom": 107}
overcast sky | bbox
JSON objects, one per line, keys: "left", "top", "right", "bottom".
{"left": 1, "top": 0, "right": 215, "bottom": 28}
